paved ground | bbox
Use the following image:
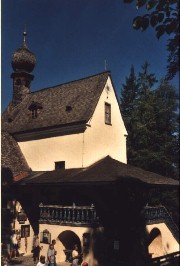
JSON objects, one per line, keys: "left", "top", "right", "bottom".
{"left": 7, "top": 255, "right": 71, "bottom": 266}
{"left": 6, "top": 255, "right": 180, "bottom": 266}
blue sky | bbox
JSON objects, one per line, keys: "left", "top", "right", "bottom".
{"left": 1, "top": 0, "right": 179, "bottom": 111}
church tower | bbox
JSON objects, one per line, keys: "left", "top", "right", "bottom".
{"left": 11, "top": 32, "right": 36, "bottom": 105}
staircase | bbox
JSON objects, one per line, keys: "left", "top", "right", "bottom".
{"left": 144, "top": 205, "right": 179, "bottom": 243}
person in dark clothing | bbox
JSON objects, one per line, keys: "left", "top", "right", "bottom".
{"left": 32, "top": 235, "right": 41, "bottom": 265}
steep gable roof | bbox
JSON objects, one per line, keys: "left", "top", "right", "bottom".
{"left": 2, "top": 72, "right": 110, "bottom": 135}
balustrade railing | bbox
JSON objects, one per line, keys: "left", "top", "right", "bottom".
{"left": 39, "top": 203, "right": 99, "bottom": 226}
{"left": 146, "top": 251, "right": 180, "bottom": 265}
{"left": 144, "top": 205, "right": 179, "bottom": 243}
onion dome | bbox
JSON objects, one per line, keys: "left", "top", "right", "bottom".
{"left": 11, "top": 32, "right": 36, "bottom": 73}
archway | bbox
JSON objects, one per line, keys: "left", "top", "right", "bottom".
{"left": 148, "top": 227, "right": 163, "bottom": 258}
{"left": 55, "top": 230, "right": 81, "bottom": 263}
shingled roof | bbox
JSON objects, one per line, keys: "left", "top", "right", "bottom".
{"left": 1, "top": 130, "right": 30, "bottom": 177}
{"left": 2, "top": 71, "right": 110, "bottom": 135}
{"left": 17, "top": 156, "right": 179, "bottom": 187}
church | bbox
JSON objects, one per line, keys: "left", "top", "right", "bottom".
{"left": 1, "top": 32, "right": 179, "bottom": 265}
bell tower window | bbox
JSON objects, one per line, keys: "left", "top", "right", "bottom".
{"left": 15, "top": 79, "right": 21, "bottom": 85}
{"left": 28, "top": 101, "right": 43, "bottom": 119}
{"left": 25, "top": 80, "right": 30, "bottom": 87}
{"left": 32, "top": 109, "right": 38, "bottom": 119}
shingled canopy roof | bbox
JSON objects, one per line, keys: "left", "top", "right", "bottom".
{"left": 16, "top": 156, "right": 179, "bottom": 187}
{"left": 2, "top": 71, "right": 110, "bottom": 135}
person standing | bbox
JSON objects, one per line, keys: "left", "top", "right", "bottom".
{"left": 10, "top": 230, "right": 18, "bottom": 259}
{"left": 47, "top": 239, "right": 57, "bottom": 266}
{"left": 32, "top": 235, "right": 41, "bottom": 265}
{"left": 72, "top": 244, "right": 80, "bottom": 266}
{"left": 47, "top": 244, "right": 56, "bottom": 266}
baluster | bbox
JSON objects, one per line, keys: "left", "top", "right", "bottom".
{"left": 44, "top": 207, "right": 47, "bottom": 221}
{"left": 149, "top": 210, "right": 151, "bottom": 218}
{"left": 67, "top": 209, "right": 71, "bottom": 222}
{"left": 81, "top": 209, "right": 84, "bottom": 222}
{"left": 76, "top": 210, "right": 80, "bottom": 222}
{"left": 151, "top": 210, "right": 154, "bottom": 218}
{"left": 86, "top": 209, "right": 89, "bottom": 222}
{"left": 63, "top": 209, "right": 67, "bottom": 222}
{"left": 91, "top": 210, "right": 94, "bottom": 222}
{"left": 91, "top": 204, "right": 95, "bottom": 222}
{"left": 47, "top": 208, "right": 50, "bottom": 220}
{"left": 51, "top": 208, "right": 54, "bottom": 221}
{"left": 55, "top": 208, "right": 59, "bottom": 221}
{"left": 43, "top": 207, "right": 45, "bottom": 221}
{"left": 59, "top": 208, "right": 62, "bottom": 221}
{"left": 72, "top": 209, "right": 75, "bottom": 222}
{"left": 93, "top": 210, "right": 96, "bottom": 221}
{"left": 48, "top": 208, "right": 50, "bottom": 220}
{"left": 157, "top": 209, "right": 160, "bottom": 216}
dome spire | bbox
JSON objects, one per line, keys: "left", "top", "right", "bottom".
{"left": 11, "top": 30, "right": 36, "bottom": 73}
{"left": 11, "top": 31, "right": 36, "bottom": 104}
{"left": 23, "top": 24, "right": 27, "bottom": 48}
{"left": 23, "top": 31, "right": 27, "bottom": 46}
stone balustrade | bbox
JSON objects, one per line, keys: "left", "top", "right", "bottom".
{"left": 39, "top": 203, "right": 99, "bottom": 226}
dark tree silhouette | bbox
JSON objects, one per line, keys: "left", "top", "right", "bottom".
{"left": 120, "top": 63, "right": 179, "bottom": 179}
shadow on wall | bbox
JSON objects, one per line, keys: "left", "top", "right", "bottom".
{"left": 90, "top": 211, "right": 149, "bottom": 266}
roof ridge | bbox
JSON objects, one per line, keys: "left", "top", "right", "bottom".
{"left": 31, "top": 71, "right": 111, "bottom": 94}
{"left": 85, "top": 155, "right": 113, "bottom": 170}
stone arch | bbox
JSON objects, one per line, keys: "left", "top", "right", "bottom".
{"left": 55, "top": 230, "right": 81, "bottom": 263}
{"left": 148, "top": 227, "right": 163, "bottom": 258}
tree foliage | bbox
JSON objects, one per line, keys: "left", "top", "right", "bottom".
{"left": 120, "top": 65, "right": 139, "bottom": 162}
{"left": 120, "top": 62, "right": 179, "bottom": 179}
{"left": 153, "top": 79, "right": 179, "bottom": 177}
{"left": 124, "top": 0, "right": 179, "bottom": 80}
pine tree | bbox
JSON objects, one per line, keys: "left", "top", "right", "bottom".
{"left": 120, "top": 65, "right": 139, "bottom": 163}
{"left": 153, "top": 79, "right": 179, "bottom": 178}
{"left": 120, "top": 65, "right": 138, "bottom": 118}
{"left": 129, "top": 62, "right": 158, "bottom": 168}
{"left": 120, "top": 62, "right": 179, "bottom": 179}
